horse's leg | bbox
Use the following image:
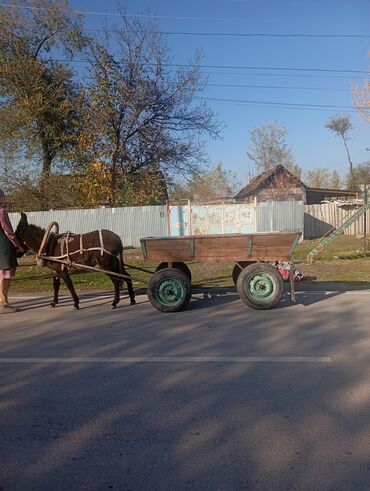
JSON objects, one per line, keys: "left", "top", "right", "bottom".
{"left": 50, "top": 275, "right": 61, "bottom": 307}
{"left": 108, "top": 275, "right": 120, "bottom": 309}
{"left": 122, "top": 266, "right": 136, "bottom": 305}
{"left": 60, "top": 270, "right": 79, "bottom": 310}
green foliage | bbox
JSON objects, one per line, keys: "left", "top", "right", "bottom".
{"left": 285, "top": 162, "right": 302, "bottom": 179}
{"left": 345, "top": 161, "right": 370, "bottom": 191}
{"left": 169, "top": 163, "right": 240, "bottom": 202}
{"left": 0, "top": 2, "right": 220, "bottom": 210}
{"left": 330, "top": 170, "right": 341, "bottom": 189}
{"left": 325, "top": 114, "right": 353, "bottom": 138}
{"left": 304, "top": 168, "right": 342, "bottom": 189}
{"left": 0, "top": 0, "right": 87, "bottom": 208}
{"left": 247, "top": 122, "right": 298, "bottom": 174}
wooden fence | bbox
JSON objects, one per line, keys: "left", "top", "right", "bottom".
{"left": 304, "top": 203, "right": 369, "bottom": 238}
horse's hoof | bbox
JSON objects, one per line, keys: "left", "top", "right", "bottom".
{"left": 50, "top": 303, "right": 56, "bottom": 308}
{"left": 74, "top": 305, "right": 79, "bottom": 310}
{"left": 130, "top": 300, "right": 136, "bottom": 305}
{"left": 111, "top": 304, "right": 117, "bottom": 309}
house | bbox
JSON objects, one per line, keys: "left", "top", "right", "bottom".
{"left": 234, "top": 164, "right": 357, "bottom": 205}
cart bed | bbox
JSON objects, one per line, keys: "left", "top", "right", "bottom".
{"left": 140, "top": 232, "right": 300, "bottom": 263}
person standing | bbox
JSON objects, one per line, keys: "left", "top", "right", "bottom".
{"left": 0, "top": 189, "right": 24, "bottom": 313}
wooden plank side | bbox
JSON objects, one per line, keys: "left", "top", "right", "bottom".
{"left": 141, "top": 233, "right": 300, "bottom": 262}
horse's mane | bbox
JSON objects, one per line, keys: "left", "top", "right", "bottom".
{"left": 29, "top": 223, "right": 44, "bottom": 231}
{"left": 27, "top": 223, "right": 46, "bottom": 236}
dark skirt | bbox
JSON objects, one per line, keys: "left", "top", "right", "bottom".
{"left": 0, "top": 226, "right": 17, "bottom": 270}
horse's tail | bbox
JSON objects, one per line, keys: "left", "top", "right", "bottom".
{"left": 118, "top": 246, "right": 125, "bottom": 284}
{"left": 117, "top": 240, "right": 136, "bottom": 304}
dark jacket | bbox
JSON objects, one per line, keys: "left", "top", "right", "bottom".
{"left": 0, "top": 207, "right": 18, "bottom": 270}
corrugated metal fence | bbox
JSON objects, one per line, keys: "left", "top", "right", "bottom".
{"left": 304, "top": 203, "right": 370, "bottom": 238}
{"left": 9, "top": 206, "right": 168, "bottom": 248}
{"left": 8, "top": 200, "right": 304, "bottom": 247}
{"left": 257, "top": 201, "right": 304, "bottom": 234}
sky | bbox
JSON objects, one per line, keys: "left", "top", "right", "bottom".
{"left": 70, "top": 0, "right": 370, "bottom": 185}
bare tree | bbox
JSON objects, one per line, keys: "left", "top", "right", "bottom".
{"left": 353, "top": 52, "right": 370, "bottom": 124}
{"left": 247, "top": 122, "right": 297, "bottom": 174}
{"left": 80, "top": 10, "right": 222, "bottom": 205}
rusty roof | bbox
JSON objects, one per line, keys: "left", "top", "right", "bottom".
{"left": 235, "top": 164, "right": 306, "bottom": 200}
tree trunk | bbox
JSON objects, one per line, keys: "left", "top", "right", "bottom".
{"left": 110, "top": 154, "right": 117, "bottom": 207}
{"left": 39, "top": 144, "right": 53, "bottom": 210}
{"left": 342, "top": 137, "right": 354, "bottom": 188}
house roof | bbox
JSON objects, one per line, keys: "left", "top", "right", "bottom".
{"left": 306, "top": 187, "right": 357, "bottom": 196}
{"left": 234, "top": 164, "right": 306, "bottom": 200}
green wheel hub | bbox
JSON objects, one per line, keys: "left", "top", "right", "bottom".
{"left": 247, "top": 272, "right": 275, "bottom": 302}
{"left": 156, "top": 278, "right": 186, "bottom": 307}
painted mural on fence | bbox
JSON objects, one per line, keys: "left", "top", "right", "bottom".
{"left": 170, "top": 203, "right": 255, "bottom": 236}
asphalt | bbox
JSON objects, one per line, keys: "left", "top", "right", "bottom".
{"left": 1, "top": 287, "right": 370, "bottom": 490}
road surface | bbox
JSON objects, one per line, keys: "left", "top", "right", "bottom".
{"left": 1, "top": 287, "right": 370, "bottom": 490}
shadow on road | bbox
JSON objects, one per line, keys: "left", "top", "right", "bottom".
{"left": 2, "top": 284, "right": 370, "bottom": 489}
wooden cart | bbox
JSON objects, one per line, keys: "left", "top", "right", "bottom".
{"left": 140, "top": 232, "right": 301, "bottom": 312}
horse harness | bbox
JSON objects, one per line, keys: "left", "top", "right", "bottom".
{"left": 37, "top": 222, "right": 117, "bottom": 269}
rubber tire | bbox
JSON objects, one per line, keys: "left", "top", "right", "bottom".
{"left": 148, "top": 268, "right": 192, "bottom": 313}
{"left": 232, "top": 261, "right": 254, "bottom": 285}
{"left": 236, "top": 262, "right": 284, "bottom": 310}
{"left": 155, "top": 262, "right": 192, "bottom": 282}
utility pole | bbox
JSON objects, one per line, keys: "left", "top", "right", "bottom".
{"left": 364, "top": 184, "right": 368, "bottom": 258}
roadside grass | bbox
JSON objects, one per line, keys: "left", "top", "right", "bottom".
{"left": 293, "top": 235, "right": 369, "bottom": 261}
{"left": 10, "top": 234, "right": 370, "bottom": 294}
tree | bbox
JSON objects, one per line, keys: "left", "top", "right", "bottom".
{"left": 78, "top": 10, "right": 222, "bottom": 206}
{"left": 285, "top": 162, "right": 302, "bottom": 179}
{"left": 352, "top": 52, "right": 370, "bottom": 124}
{"left": 169, "top": 163, "right": 240, "bottom": 202}
{"left": 73, "top": 162, "right": 168, "bottom": 207}
{"left": 247, "top": 122, "right": 296, "bottom": 174}
{"left": 331, "top": 170, "right": 341, "bottom": 189}
{"left": 0, "top": 0, "right": 86, "bottom": 207}
{"left": 325, "top": 114, "right": 354, "bottom": 187}
{"left": 304, "top": 168, "right": 341, "bottom": 189}
{"left": 345, "top": 161, "right": 370, "bottom": 190}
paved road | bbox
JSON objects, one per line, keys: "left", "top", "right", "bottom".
{"left": 1, "top": 287, "right": 370, "bottom": 490}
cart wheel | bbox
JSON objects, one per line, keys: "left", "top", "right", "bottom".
{"left": 236, "top": 263, "right": 284, "bottom": 310}
{"left": 148, "top": 268, "right": 192, "bottom": 312}
{"left": 155, "top": 262, "right": 192, "bottom": 282}
{"left": 232, "top": 261, "right": 254, "bottom": 285}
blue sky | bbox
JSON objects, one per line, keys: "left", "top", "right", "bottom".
{"left": 71, "top": 0, "right": 369, "bottom": 185}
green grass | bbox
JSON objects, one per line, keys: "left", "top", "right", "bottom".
{"left": 293, "top": 235, "right": 369, "bottom": 261}
{"left": 10, "top": 234, "right": 370, "bottom": 294}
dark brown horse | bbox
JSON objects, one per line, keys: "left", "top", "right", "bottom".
{"left": 15, "top": 213, "right": 136, "bottom": 309}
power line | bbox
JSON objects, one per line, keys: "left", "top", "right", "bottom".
{"left": 160, "top": 31, "right": 370, "bottom": 39}
{"left": 48, "top": 58, "right": 368, "bottom": 75}
{"left": 79, "top": 27, "right": 370, "bottom": 39}
{"left": 0, "top": 3, "right": 275, "bottom": 22}
{"left": 197, "top": 96, "right": 364, "bottom": 110}
{"left": 203, "top": 71, "right": 364, "bottom": 80}
{"left": 206, "top": 83, "right": 348, "bottom": 91}
{"left": 199, "top": 99, "right": 359, "bottom": 113}
{"left": 158, "top": 63, "right": 369, "bottom": 75}
{"left": 1, "top": 3, "right": 370, "bottom": 38}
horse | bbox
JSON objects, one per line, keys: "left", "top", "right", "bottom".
{"left": 15, "top": 212, "right": 136, "bottom": 310}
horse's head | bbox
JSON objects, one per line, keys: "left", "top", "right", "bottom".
{"left": 15, "top": 212, "right": 30, "bottom": 255}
